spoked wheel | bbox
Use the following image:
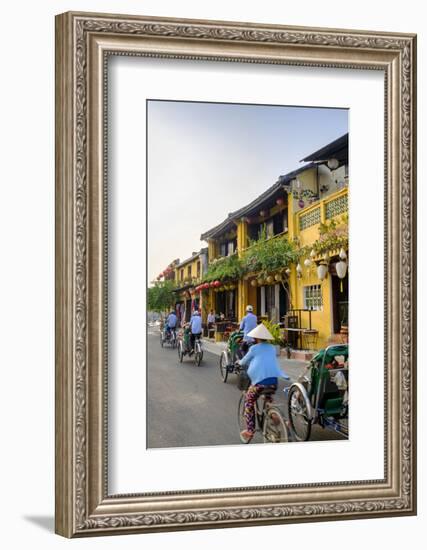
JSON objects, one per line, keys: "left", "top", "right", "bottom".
{"left": 288, "top": 385, "right": 312, "bottom": 441}
{"left": 219, "top": 351, "right": 229, "bottom": 382}
{"left": 177, "top": 341, "right": 184, "bottom": 363}
{"left": 194, "top": 342, "right": 203, "bottom": 366}
{"left": 263, "top": 406, "right": 288, "bottom": 443}
{"left": 171, "top": 333, "right": 177, "bottom": 349}
{"left": 160, "top": 332, "right": 164, "bottom": 348}
{"left": 237, "top": 394, "right": 251, "bottom": 444}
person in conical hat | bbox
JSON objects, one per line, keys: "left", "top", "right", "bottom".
{"left": 237, "top": 322, "right": 290, "bottom": 443}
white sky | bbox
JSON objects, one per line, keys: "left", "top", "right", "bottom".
{"left": 147, "top": 100, "right": 348, "bottom": 282}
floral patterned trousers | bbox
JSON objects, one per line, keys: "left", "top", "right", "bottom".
{"left": 244, "top": 383, "right": 277, "bottom": 433}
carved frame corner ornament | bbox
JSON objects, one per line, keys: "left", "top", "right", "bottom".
{"left": 55, "top": 11, "right": 417, "bottom": 538}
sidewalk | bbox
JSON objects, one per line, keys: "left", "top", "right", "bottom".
{"left": 202, "top": 338, "right": 308, "bottom": 382}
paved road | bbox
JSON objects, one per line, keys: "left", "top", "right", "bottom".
{"left": 147, "top": 331, "right": 346, "bottom": 448}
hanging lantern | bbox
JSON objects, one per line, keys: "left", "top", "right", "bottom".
{"left": 317, "top": 263, "right": 328, "bottom": 281}
{"left": 276, "top": 197, "right": 284, "bottom": 206}
{"left": 335, "top": 260, "right": 348, "bottom": 292}
{"left": 310, "top": 249, "right": 316, "bottom": 259}
{"left": 274, "top": 273, "right": 282, "bottom": 282}
{"left": 266, "top": 275, "right": 274, "bottom": 284}
{"left": 285, "top": 268, "right": 291, "bottom": 276}
{"left": 257, "top": 277, "right": 265, "bottom": 286}
{"left": 327, "top": 158, "right": 339, "bottom": 170}
{"left": 250, "top": 279, "right": 257, "bottom": 287}
{"left": 210, "top": 282, "right": 216, "bottom": 288}
{"left": 214, "top": 280, "right": 221, "bottom": 288}
{"left": 259, "top": 209, "right": 267, "bottom": 217}
{"left": 339, "top": 248, "right": 347, "bottom": 260}
{"left": 304, "top": 258, "right": 311, "bottom": 268}
{"left": 296, "top": 263, "right": 302, "bottom": 278}
{"left": 298, "top": 199, "right": 305, "bottom": 209}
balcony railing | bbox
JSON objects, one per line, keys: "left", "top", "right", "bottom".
{"left": 296, "top": 188, "right": 348, "bottom": 233}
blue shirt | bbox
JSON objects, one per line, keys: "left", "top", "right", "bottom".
{"left": 190, "top": 315, "right": 202, "bottom": 334}
{"left": 239, "top": 342, "right": 290, "bottom": 386}
{"left": 239, "top": 312, "right": 257, "bottom": 342}
{"left": 166, "top": 313, "right": 177, "bottom": 328}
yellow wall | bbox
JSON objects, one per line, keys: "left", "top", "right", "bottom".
{"left": 174, "top": 256, "right": 202, "bottom": 283}
{"left": 290, "top": 187, "right": 349, "bottom": 348}
{"left": 292, "top": 267, "right": 332, "bottom": 348}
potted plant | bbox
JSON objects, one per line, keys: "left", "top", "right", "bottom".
{"left": 262, "top": 319, "right": 283, "bottom": 356}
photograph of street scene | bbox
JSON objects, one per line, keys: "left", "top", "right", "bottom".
{"left": 147, "top": 100, "right": 349, "bottom": 448}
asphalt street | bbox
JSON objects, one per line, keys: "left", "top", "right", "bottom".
{"left": 147, "top": 331, "right": 347, "bottom": 448}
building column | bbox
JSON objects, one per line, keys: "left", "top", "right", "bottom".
{"left": 236, "top": 219, "right": 248, "bottom": 256}
{"left": 287, "top": 191, "right": 296, "bottom": 240}
{"left": 208, "top": 239, "right": 217, "bottom": 261}
{"left": 238, "top": 279, "right": 248, "bottom": 320}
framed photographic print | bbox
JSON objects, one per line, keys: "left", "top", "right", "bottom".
{"left": 55, "top": 12, "right": 417, "bottom": 537}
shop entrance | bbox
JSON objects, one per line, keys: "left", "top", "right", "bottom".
{"left": 331, "top": 272, "right": 349, "bottom": 334}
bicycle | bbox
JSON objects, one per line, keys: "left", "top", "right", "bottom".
{"left": 177, "top": 329, "right": 203, "bottom": 366}
{"left": 237, "top": 370, "right": 288, "bottom": 444}
{"left": 160, "top": 327, "right": 177, "bottom": 348}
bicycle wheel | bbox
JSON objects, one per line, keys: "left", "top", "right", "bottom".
{"left": 195, "top": 342, "right": 203, "bottom": 366}
{"left": 237, "top": 394, "right": 251, "bottom": 443}
{"left": 177, "top": 341, "right": 184, "bottom": 363}
{"left": 160, "top": 332, "right": 164, "bottom": 348}
{"left": 219, "top": 351, "right": 229, "bottom": 382}
{"left": 263, "top": 406, "right": 288, "bottom": 443}
{"left": 288, "top": 385, "right": 312, "bottom": 441}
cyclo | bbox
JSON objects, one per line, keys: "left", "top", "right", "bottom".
{"left": 219, "top": 329, "right": 247, "bottom": 383}
{"left": 177, "top": 325, "right": 203, "bottom": 366}
{"left": 286, "top": 344, "right": 349, "bottom": 441}
{"left": 160, "top": 323, "right": 177, "bottom": 348}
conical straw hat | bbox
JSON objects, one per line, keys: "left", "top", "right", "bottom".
{"left": 247, "top": 323, "right": 274, "bottom": 340}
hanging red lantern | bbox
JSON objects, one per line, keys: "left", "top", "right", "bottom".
{"left": 214, "top": 280, "right": 221, "bottom": 287}
{"left": 276, "top": 197, "right": 284, "bottom": 206}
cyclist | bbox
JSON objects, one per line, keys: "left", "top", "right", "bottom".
{"left": 165, "top": 310, "right": 178, "bottom": 339}
{"left": 237, "top": 323, "right": 290, "bottom": 443}
{"left": 239, "top": 305, "right": 257, "bottom": 354}
{"left": 188, "top": 309, "right": 202, "bottom": 355}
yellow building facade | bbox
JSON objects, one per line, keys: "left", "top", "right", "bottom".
{"left": 199, "top": 133, "right": 349, "bottom": 350}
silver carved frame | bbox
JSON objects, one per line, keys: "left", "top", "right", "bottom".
{"left": 55, "top": 11, "right": 417, "bottom": 537}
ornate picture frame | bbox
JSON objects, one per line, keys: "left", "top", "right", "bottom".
{"left": 55, "top": 11, "right": 417, "bottom": 537}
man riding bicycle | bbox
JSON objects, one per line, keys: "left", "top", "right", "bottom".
{"left": 237, "top": 323, "right": 290, "bottom": 443}
{"left": 164, "top": 310, "right": 177, "bottom": 339}
{"left": 239, "top": 305, "right": 257, "bottom": 354}
{"left": 188, "top": 309, "right": 202, "bottom": 355}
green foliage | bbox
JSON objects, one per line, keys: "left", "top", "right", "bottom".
{"left": 147, "top": 280, "right": 177, "bottom": 313}
{"left": 203, "top": 253, "right": 244, "bottom": 282}
{"left": 242, "top": 228, "right": 298, "bottom": 277}
{"left": 262, "top": 319, "right": 284, "bottom": 346}
{"left": 300, "top": 214, "right": 348, "bottom": 258}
